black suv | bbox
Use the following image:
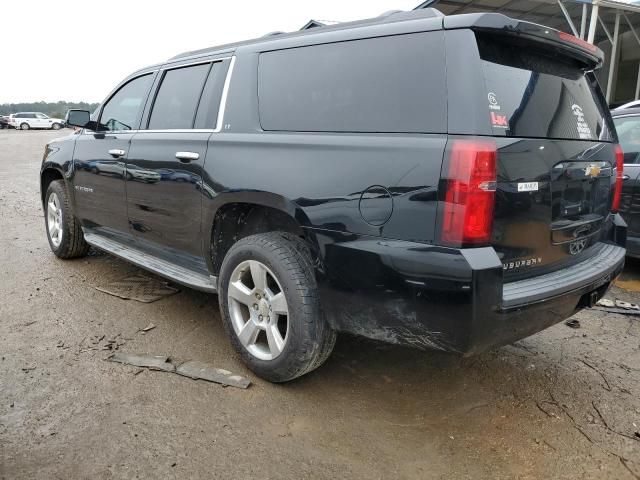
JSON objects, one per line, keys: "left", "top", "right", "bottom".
{"left": 613, "top": 107, "right": 640, "bottom": 257}
{"left": 41, "top": 9, "right": 626, "bottom": 382}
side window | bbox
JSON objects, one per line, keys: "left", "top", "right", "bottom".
{"left": 148, "top": 63, "right": 210, "bottom": 130}
{"left": 615, "top": 115, "right": 640, "bottom": 164}
{"left": 258, "top": 32, "right": 447, "bottom": 133}
{"left": 36, "top": 113, "right": 47, "bottom": 119}
{"left": 99, "top": 74, "right": 154, "bottom": 132}
{"left": 194, "top": 61, "right": 227, "bottom": 129}
{"left": 27, "top": 114, "right": 36, "bottom": 119}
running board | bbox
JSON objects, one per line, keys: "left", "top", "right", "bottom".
{"left": 84, "top": 231, "right": 217, "bottom": 293}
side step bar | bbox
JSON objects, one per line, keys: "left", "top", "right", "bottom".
{"left": 84, "top": 231, "right": 217, "bottom": 293}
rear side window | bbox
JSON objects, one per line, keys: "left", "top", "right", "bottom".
{"left": 194, "top": 61, "right": 227, "bottom": 129}
{"left": 258, "top": 32, "right": 446, "bottom": 133}
{"left": 148, "top": 63, "right": 210, "bottom": 130}
{"left": 475, "top": 33, "right": 611, "bottom": 141}
{"left": 614, "top": 115, "right": 640, "bottom": 163}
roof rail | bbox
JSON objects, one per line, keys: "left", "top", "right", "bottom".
{"left": 170, "top": 8, "right": 444, "bottom": 61}
{"left": 262, "top": 31, "right": 286, "bottom": 37}
{"left": 383, "top": 8, "right": 444, "bottom": 21}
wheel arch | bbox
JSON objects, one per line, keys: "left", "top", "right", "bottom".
{"left": 205, "top": 193, "right": 316, "bottom": 276}
{"left": 40, "top": 167, "right": 65, "bottom": 207}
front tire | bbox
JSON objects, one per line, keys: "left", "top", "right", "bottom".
{"left": 44, "top": 180, "right": 90, "bottom": 259}
{"left": 20, "top": 123, "right": 30, "bottom": 130}
{"left": 52, "top": 123, "right": 62, "bottom": 130}
{"left": 218, "top": 232, "right": 336, "bottom": 382}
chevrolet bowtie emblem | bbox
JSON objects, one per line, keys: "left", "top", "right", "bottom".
{"left": 584, "top": 164, "right": 601, "bottom": 178}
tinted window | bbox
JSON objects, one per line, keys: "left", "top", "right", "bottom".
{"left": 36, "top": 113, "right": 47, "bottom": 119}
{"left": 614, "top": 115, "right": 640, "bottom": 164}
{"left": 476, "top": 33, "right": 610, "bottom": 141}
{"left": 258, "top": 32, "right": 446, "bottom": 133}
{"left": 194, "top": 61, "right": 226, "bottom": 129}
{"left": 148, "top": 63, "right": 210, "bottom": 130}
{"left": 99, "top": 74, "right": 153, "bottom": 132}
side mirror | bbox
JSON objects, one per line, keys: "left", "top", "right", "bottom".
{"left": 65, "top": 109, "right": 91, "bottom": 128}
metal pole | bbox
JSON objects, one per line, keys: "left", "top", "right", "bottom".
{"left": 606, "top": 12, "right": 621, "bottom": 104}
{"left": 598, "top": 15, "right": 614, "bottom": 43}
{"left": 636, "top": 63, "right": 640, "bottom": 100}
{"left": 587, "top": 2, "right": 599, "bottom": 44}
{"left": 557, "top": 0, "right": 579, "bottom": 37}
{"left": 580, "top": 3, "right": 588, "bottom": 39}
{"left": 624, "top": 13, "right": 640, "bottom": 47}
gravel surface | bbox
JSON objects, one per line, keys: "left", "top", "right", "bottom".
{"left": 1, "top": 129, "right": 640, "bottom": 479}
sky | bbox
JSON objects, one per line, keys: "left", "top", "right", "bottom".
{"left": 0, "top": 0, "right": 420, "bottom": 104}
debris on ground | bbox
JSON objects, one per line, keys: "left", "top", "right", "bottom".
{"left": 21, "top": 366, "right": 36, "bottom": 372}
{"left": 597, "top": 298, "right": 615, "bottom": 308}
{"left": 176, "top": 361, "right": 251, "bottom": 389}
{"left": 592, "top": 306, "right": 640, "bottom": 316}
{"left": 79, "top": 334, "right": 126, "bottom": 353}
{"left": 565, "top": 319, "right": 581, "bottom": 329}
{"left": 139, "top": 323, "right": 156, "bottom": 333}
{"left": 107, "top": 353, "right": 251, "bottom": 389}
{"left": 591, "top": 298, "right": 640, "bottom": 316}
{"left": 95, "top": 275, "right": 179, "bottom": 303}
{"left": 108, "top": 353, "right": 175, "bottom": 372}
{"left": 615, "top": 300, "right": 640, "bottom": 310}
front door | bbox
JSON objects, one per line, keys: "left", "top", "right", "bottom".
{"left": 72, "top": 73, "right": 155, "bottom": 238}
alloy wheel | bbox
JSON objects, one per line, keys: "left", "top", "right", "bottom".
{"left": 227, "top": 259, "right": 289, "bottom": 361}
{"left": 47, "top": 192, "right": 63, "bottom": 247}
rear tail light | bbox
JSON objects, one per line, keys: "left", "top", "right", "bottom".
{"left": 441, "top": 139, "right": 497, "bottom": 246}
{"left": 612, "top": 144, "right": 624, "bottom": 213}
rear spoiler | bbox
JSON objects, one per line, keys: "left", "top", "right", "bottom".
{"left": 443, "top": 13, "right": 604, "bottom": 70}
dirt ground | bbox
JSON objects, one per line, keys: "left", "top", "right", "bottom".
{"left": 1, "top": 129, "right": 640, "bottom": 480}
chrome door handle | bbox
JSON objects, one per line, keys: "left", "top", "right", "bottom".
{"left": 175, "top": 151, "right": 200, "bottom": 162}
{"left": 623, "top": 175, "right": 631, "bottom": 180}
{"left": 108, "top": 149, "right": 126, "bottom": 158}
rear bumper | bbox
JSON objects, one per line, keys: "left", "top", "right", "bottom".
{"left": 314, "top": 216, "right": 626, "bottom": 355}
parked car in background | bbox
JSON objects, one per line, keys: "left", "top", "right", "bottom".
{"left": 0, "top": 115, "right": 10, "bottom": 129}
{"left": 613, "top": 107, "right": 640, "bottom": 257}
{"left": 9, "top": 112, "right": 64, "bottom": 130}
{"left": 615, "top": 100, "right": 640, "bottom": 111}
{"left": 42, "top": 9, "right": 626, "bottom": 382}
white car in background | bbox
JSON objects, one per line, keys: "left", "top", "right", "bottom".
{"left": 9, "top": 112, "right": 65, "bottom": 130}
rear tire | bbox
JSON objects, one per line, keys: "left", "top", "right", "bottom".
{"left": 20, "top": 123, "right": 29, "bottom": 130}
{"left": 44, "top": 180, "right": 90, "bottom": 259}
{"left": 218, "top": 232, "right": 336, "bottom": 382}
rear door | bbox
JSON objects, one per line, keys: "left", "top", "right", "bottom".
{"left": 35, "top": 113, "right": 50, "bottom": 128}
{"left": 126, "top": 58, "right": 230, "bottom": 268}
{"left": 72, "top": 73, "right": 155, "bottom": 237}
{"left": 445, "top": 29, "right": 617, "bottom": 279}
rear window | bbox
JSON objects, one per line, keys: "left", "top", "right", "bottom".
{"left": 476, "top": 33, "right": 611, "bottom": 141}
{"left": 258, "top": 32, "right": 446, "bottom": 133}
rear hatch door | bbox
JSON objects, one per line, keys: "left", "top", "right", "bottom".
{"left": 444, "top": 19, "right": 617, "bottom": 280}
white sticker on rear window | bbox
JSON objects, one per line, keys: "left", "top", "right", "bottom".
{"left": 571, "top": 104, "right": 593, "bottom": 139}
{"left": 518, "top": 182, "right": 539, "bottom": 192}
